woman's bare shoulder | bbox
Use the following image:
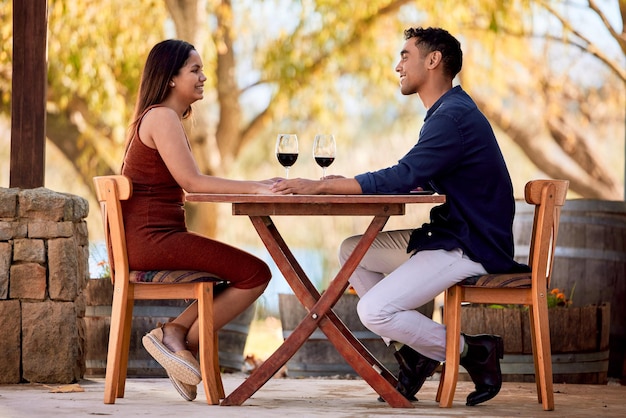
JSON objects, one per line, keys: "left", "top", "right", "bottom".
{"left": 143, "top": 106, "right": 178, "bottom": 121}
{"left": 137, "top": 106, "right": 183, "bottom": 148}
{"left": 141, "top": 107, "right": 181, "bottom": 134}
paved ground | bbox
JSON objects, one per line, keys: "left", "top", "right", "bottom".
{"left": 1, "top": 374, "right": 624, "bottom": 418}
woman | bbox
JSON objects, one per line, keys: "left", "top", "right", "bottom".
{"left": 121, "top": 39, "right": 272, "bottom": 401}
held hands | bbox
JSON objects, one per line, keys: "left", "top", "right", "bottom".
{"left": 270, "top": 178, "right": 323, "bottom": 195}
{"left": 260, "top": 177, "right": 284, "bottom": 185}
{"left": 252, "top": 178, "right": 284, "bottom": 194}
{"left": 270, "top": 175, "right": 354, "bottom": 195}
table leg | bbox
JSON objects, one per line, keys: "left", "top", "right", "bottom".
{"left": 250, "top": 215, "right": 397, "bottom": 385}
{"left": 305, "top": 215, "right": 411, "bottom": 407}
{"left": 220, "top": 307, "right": 319, "bottom": 406}
{"left": 316, "top": 316, "right": 413, "bottom": 407}
{"left": 221, "top": 215, "right": 412, "bottom": 408}
{"left": 249, "top": 216, "right": 320, "bottom": 306}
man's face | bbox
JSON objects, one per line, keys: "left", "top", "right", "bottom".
{"left": 395, "top": 38, "right": 428, "bottom": 96}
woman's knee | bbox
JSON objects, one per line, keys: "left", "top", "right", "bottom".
{"left": 254, "top": 262, "right": 272, "bottom": 289}
{"left": 236, "top": 261, "right": 271, "bottom": 290}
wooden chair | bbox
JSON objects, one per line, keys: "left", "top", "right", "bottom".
{"left": 436, "top": 179, "right": 569, "bottom": 411}
{"left": 93, "top": 175, "right": 225, "bottom": 405}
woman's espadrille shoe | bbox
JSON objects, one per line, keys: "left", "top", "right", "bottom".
{"left": 142, "top": 326, "right": 202, "bottom": 385}
{"left": 167, "top": 371, "right": 197, "bottom": 401}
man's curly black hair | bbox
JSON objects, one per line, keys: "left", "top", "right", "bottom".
{"left": 403, "top": 27, "right": 462, "bottom": 79}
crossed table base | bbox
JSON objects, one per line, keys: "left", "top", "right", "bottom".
{"left": 184, "top": 194, "right": 445, "bottom": 407}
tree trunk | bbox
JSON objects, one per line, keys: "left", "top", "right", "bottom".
{"left": 472, "top": 94, "right": 621, "bottom": 200}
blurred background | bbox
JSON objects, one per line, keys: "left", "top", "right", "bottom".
{"left": 1, "top": 0, "right": 625, "bottom": 359}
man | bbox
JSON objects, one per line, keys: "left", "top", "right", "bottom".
{"left": 271, "top": 27, "right": 528, "bottom": 406}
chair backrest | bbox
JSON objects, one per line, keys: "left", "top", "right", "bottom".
{"left": 524, "top": 180, "right": 569, "bottom": 291}
{"left": 93, "top": 175, "right": 133, "bottom": 286}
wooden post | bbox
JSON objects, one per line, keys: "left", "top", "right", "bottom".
{"left": 10, "top": 0, "right": 48, "bottom": 189}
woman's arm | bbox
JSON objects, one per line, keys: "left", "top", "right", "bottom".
{"left": 139, "top": 107, "right": 272, "bottom": 194}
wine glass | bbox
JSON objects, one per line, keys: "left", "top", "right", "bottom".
{"left": 275, "top": 134, "right": 299, "bottom": 178}
{"left": 312, "top": 134, "right": 336, "bottom": 179}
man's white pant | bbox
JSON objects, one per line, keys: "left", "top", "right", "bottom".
{"left": 339, "top": 230, "right": 487, "bottom": 361}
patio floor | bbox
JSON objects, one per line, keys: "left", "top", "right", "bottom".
{"left": 1, "top": 373, "right": 624, "bottom": 418}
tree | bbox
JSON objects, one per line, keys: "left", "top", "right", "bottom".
{"left": 455, "top": 0, "right": 625, "bottom": 199}
{"left": 0, "top": 0, "right": 623, "bottom": 212}
{"left": 135, "top": 0, "right": 626, "bottom": 204}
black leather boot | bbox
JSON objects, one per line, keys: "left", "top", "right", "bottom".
{"left": 460, "top": 333, "right": 504, "bottom": 406}
{"left": 393, "top": 345, "right": 440, "bottom": 401}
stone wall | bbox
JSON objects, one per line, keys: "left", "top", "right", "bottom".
{"left": 0, "top": 187, "right": 89, "bottom": 384}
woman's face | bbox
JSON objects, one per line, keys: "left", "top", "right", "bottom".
{"left": 171, "top": 50, "right": 207, "bottom": 104}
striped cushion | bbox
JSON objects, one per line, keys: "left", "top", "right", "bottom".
{"left": 460, "top": 272, "right": 532, "bottom": 288}
{"left": 129, "top": 270, "right": 222, "bottom": 284}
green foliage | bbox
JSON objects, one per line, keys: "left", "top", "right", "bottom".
{"left": 547, "top": 286, "right": 575, "bottom": 309}
{"left": 46, "top": 0, "right": 168, "bottom": 142}
{"left": 2, "top": 0, "right": 624, "bottom": 243}
{"left": 0, "top": 0, "right": 13, "bottom": 111}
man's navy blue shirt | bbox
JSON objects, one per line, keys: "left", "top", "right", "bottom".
{"left": 355, "top": 86, "right": 527, "bottom": 274}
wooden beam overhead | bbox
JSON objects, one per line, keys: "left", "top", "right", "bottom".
{"left": 10, "top": 0, "right": 48, "bottom": 189}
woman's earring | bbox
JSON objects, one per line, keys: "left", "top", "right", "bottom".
{"left": 170, "top": 82, "right": 175, "bottom": 87}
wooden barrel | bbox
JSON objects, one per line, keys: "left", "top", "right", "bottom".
{"left": 217, "top": 303, "right": 256, "bottom": 373}
{"left": 278, "top": 293, "right": 434, "bottom": 377}
{"left": 496, "top": 351, "right": 610, "bottom": 384}
{"left": 460, "top": 304, "right": 610, "bottom": 384}
{"left": 83, "top": 279, "right": 253, "bottom": 377}
{"left": 83, "top": 279, "right": 187, "bottom": 377}
{"left": 513, "top": 199, "right": 626, "bottom": 378}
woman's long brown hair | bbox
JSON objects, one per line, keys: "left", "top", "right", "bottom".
{"left": 122, "top": 39, "right": 196, "bottom": 162}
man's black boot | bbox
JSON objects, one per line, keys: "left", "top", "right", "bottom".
{"left": 460, "top": 334, "right": 504, "bottom": 406}
{"left": 393, "top": 345, "right": 440, "bottom": 401}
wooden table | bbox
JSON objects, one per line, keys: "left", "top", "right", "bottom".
{"left": 185, "top": 193, "right": 446, "bottom": 407}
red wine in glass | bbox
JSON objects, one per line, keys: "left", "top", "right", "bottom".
{"left": 314, "top": 156, "right": 335, "bottom": 168}
{"left": 312, "top": 134, "right": 336, "bottom": 178}
{"left": 276, "top": 134, "right": 299, "bottom": 178}
{"left": 277, "top": 153, "right": 299, "bottom": 168}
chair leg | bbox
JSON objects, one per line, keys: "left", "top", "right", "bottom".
{"left": 435, "top": 363, "right": 445, "bottom": 402}
{"left": 116, "top": 296, "right": 134, "bottom": 398}
{"left": 528, "top": 305, "right": 542, "bottom": 404}
{"left": 438, "top": 285, "right": 463, "bottom": 408}
{"left": 214, "top": 331, "right": 225, "bottom": 399}
{"left": 436, "top": 290, "right": 448, "bottom": 403}
{"left": 104, "top": 282, "right": 132, "bottom": 404}
{"left": 197, "top": 282, "right": 223, "bottom": 404}
{"left": 530, "top": 300, "right": 555, "bottom": 410}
